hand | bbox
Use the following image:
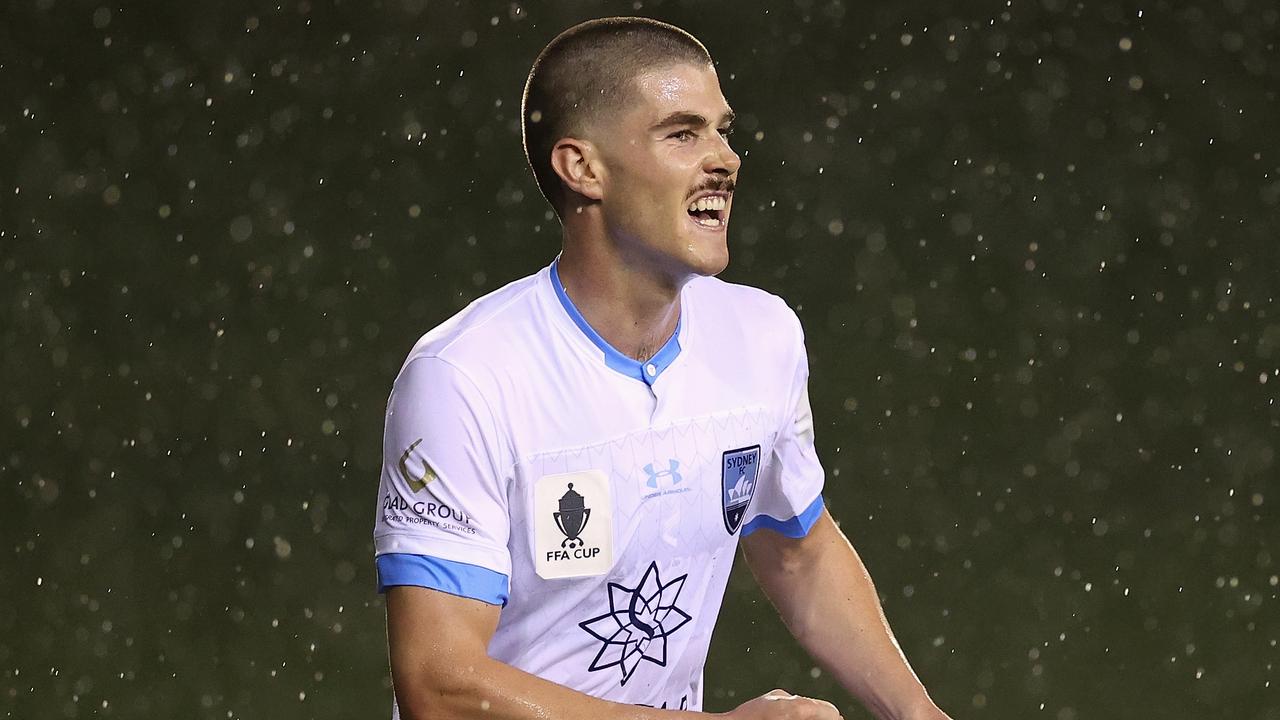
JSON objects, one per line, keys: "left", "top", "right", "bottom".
{"left": 721, "top": 689, "right": 843, "bottom": 720}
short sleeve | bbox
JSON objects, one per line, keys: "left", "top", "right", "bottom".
{"left": 373, "top": 356, "right": 513, "bottom": 604}
{"left": 741, "top": 311, "right": 825, "bottom": 538}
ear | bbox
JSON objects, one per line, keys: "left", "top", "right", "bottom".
{"left": 549, "top": 137, "right": 604, "bottom": 202}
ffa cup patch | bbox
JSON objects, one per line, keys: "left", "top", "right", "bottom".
{"left": 721, "top": 445, "right": 760, "bottom": 534}
{"left": 535, "top": 470, "right": 614, "bottom": 579}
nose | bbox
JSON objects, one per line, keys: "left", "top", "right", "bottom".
{"left": 704, "top": 134, "right": 741, "bottom": 177}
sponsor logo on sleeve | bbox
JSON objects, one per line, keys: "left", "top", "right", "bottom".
{"left": 381, "top": 493, "right": 475, "bottom": 535}
{"left": 382, "top": 438, "right": 473, "bottom": 534}
{"left": 398, "top": 438, "right": 438, "bottom": 492}
{"left": 535, "top": 470, "right": 613, "bottom": 579}
{"left": 721, "top": 445, "right": 760, "bottom": 534}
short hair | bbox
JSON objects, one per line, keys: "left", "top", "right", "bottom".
{"left": 521, "top": 17, "right": 713, "bottom": 216}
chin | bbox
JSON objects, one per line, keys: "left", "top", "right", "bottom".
{"left": 679, "top": 211, "right": 731, "bottom": 277}
{"left": 698, "top": 250, "right": 730, "bottom": 277}
{"left": 680, "top": 241, "right": 730, "bottom": 278}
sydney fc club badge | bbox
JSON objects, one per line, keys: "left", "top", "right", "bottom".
{"left": 535, "top": 470, "right": 613, "bottom": 579}
{"left": 721, "top": 445, "right": 760, "bottom": 534}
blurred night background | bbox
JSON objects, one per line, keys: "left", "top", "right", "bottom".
{"left": 2, "top": 0, "right": 1278, "bottom": 718}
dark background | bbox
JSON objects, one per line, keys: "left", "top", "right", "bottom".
{"left": 3, "top": 0, "right": 1278, "bottom": 718}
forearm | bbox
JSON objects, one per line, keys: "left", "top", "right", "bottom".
{"left": 744, "top": 512, "right": 939, "bottom": 720}
{"left": 388, "top": 586, "right": 707, "bottom": 720}
{"left": 395, "top": 650, "right": 705, "bottom": 720}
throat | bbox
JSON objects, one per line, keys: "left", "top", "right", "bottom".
{"left": 629, "top": 343, "right": 655, "bottom": 363}
{"left": 553, "top": 252, "right": 684, "bottom": 367}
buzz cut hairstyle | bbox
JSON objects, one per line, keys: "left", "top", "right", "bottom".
{"left": 521, "top": 17, "right": 714, "bottom": 216}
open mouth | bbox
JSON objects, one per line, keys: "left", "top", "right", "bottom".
{"left": 686, "top": 194, "right": 729, "bottom": 229}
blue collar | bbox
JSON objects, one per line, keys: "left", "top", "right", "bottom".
{"left": 549, "top": 260, "right": 682, "bottom": 386}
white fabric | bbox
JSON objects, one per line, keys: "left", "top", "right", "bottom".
{"left": 374, "top": 262, "right": 825, "bottom": 711}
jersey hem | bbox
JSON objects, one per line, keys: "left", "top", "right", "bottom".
{"left": 374, "top": 531, "right": 512, "bottom": 577}
{"left": 376, "top": 553, "right": 510, "bottom": 606}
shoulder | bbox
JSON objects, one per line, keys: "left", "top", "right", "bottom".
{"left": 396, "top": 270, "right": 546, "bottom": 390}
{"left": 685, "top": 275, "right": 804, "bottom": 342}
{"left": 683, "top": 275, "right": 808, "bottom": 385}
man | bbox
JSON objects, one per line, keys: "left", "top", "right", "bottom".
{"left": 374, "top": 17, "right": 952, "bottom": 720}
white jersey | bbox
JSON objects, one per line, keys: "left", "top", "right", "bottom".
{"left": 374, "top": 260, "right": 824, "bottom": 713}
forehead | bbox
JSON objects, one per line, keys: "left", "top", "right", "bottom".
{"left": 627, "top": 63, "right": 730, "bottom": 119}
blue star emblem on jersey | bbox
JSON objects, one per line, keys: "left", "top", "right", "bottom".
{"left": 721, "top": 445, "right": 760, "bottom": 534}
{"left": 579, "top": 561, "right": 692, "bottom": 685}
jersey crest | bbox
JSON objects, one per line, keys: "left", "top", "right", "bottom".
{"left": 721, "top": 445, "right": 760, "bottom": 534}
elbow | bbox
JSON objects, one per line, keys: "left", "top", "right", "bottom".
{"left": 394, "top": 660, "right": 494, "bottom": 720}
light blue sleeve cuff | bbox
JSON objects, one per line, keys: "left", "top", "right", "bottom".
{"left": 741, "top": 495, "right": 825, "bottom": 539}
{"left": 376, "top": 553, "right": 510, "bottom": 606}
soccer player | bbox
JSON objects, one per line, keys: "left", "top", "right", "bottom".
{"left": 374, "top": 17, "right": 953, "bottom": 720}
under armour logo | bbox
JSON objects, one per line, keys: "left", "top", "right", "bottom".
{"left": 643, "top": 460, "right": 682, "bottom": 489}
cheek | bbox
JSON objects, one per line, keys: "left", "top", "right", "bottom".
{"left": 602, "top": 150, "right": 693, "bottom": 223}
{"left": 613, "top": 178, "right": 678, "bottom": 222}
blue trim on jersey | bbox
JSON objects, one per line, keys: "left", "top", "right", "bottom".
{"left": 376, "top": 553, "right": 509, "bottom": 606}
{"left": 741, "top": 495, "right": 825, "bottom": 538}
{"left": 550, "top": 260, "right": 681, "bottom": 386}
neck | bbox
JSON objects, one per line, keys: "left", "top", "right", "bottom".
{"left": 555, "top": 219, "right": 685, "bottom": 363}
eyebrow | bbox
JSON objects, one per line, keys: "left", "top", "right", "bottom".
{"left": 650, "top": 109, "right": 736, "bottom": 131}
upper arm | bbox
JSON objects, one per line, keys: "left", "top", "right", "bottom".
{"left": 376, "top": 355, "right": 515, "bottom": 717}
{"left": 375, "top": 356, "right": 514, "bottom": 603}
{"left": 386, "top": 586, "right": 501, "bottom": 713}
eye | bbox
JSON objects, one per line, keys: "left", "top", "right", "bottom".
{"left": 717, "top": 126, "right": 734, "bottom": 139}
{"left": 668, "top": 129, "right": 696, "bottom": 142}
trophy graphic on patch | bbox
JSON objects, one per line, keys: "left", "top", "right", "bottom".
{"left": 554, "top": 483, "right": 591, "bottom": 548}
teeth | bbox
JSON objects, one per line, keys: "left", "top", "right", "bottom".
{"left": 687, "top": 195, "right": 728, "bottom": 213}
